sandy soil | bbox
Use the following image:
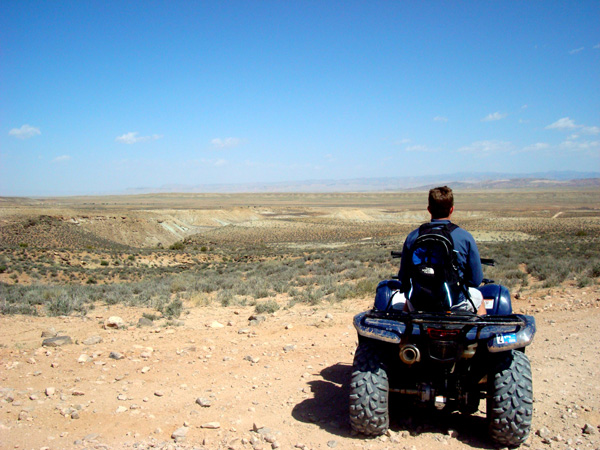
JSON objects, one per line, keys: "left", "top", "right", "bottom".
{"left": 1, "top": 287, "right": 599, "bottom": 450}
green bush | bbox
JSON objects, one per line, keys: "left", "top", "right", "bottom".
{"left": 255, "top": 299, "right": 280, "bottom": 314}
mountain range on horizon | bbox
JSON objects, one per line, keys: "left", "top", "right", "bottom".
{"left": 121, "top": 171, "right": 600, "bottom": 195}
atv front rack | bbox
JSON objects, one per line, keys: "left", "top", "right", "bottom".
{"left": 354, "top": 310, "right": 536, "bottom": 352}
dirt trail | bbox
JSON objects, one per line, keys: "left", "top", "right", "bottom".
{"left": 1, "top": 287, "right": 599, "bottom": 450}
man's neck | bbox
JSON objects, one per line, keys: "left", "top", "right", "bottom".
{"left": 431, "top": 217, "right": 451, "bottom": 221}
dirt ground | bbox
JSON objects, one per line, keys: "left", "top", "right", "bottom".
{"left": 1, "top": 286, "right": 599, "bottom": 450}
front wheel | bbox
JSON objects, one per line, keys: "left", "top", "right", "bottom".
{"left": 487, "top": 350, "right": 533, "bottom": 447}
{"left": 349, "top": 341, "right": 389, "bottom": 436}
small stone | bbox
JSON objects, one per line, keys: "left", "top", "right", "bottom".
{"left": 537, "top": 426, "right": 551, "bottom": 440}
{"left": 70, "top": 410, "right": 80, "bottom": 419}
{"left": 325, "top": 313, "right": 333, "bottom": 319}
{"left": 154, "top": 391, "right": 164, "bottom": 397}
{"left": 172, "top": 426, "right": 188, "bottom": 442}
{"left": 41, "top": 327, "right": 57, "bottom": 338}
{"left": 283, "top": 345, "right": 296, "bottom": 353}
{"left": 105, "top": 316, "right": 125, "bottom": 329}
{"left": 327, "top": 440, "right": 338, "bottom": 448}
{"left": 583, "top": 423, "right": 597, "bottom": 435}
{"left": 78, "top": 354, "right": 90, "bottom": 363}
{"left": 141, "top": 366, "right": 151, "bottom": 374}
{"left": 42, "top": 336, "right": 72, "bottom": 347}
{"left": 45, "top": 387, "right": 56, "bottom": 397}
{"left": 195, "top": 397, "right": 211, "bottom": 407}
{"left": 201, "top": 422, "right": 220, "bottom": 429}
{"left": 72, "top": 390, "right": 85, "bottom": 396}
{"left": 209, "top": 321, "right": 224, "bottom": 328}
{"left": 18, "top": 410, "right": 28, "bottom": 421}
{"left": 244, "top": 355, "right": 260, "bottom": 364}
{"left": 83, "top": 336, "right": 103, "bottom": 345}
{"left": 109, "top": 352, "right": 124, "bottom": 360}
{"left": 138, "top": 317, "right": 153, "bottom": 327}
{"left": 116, "top": 406, "right": 128, "bottom": 413}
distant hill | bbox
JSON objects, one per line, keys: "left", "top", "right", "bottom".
{"left": 122, "top": 171, "right": 600, "bottom": 194}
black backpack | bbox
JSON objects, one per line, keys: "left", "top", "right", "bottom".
{"left": 404, "top": 222, "right": 469, "bottom": 312}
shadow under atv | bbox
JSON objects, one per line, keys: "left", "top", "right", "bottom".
{"left": 291, "top": 362, "right": 500, "bottom": 449}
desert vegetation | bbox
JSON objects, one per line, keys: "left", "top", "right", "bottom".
{"left": 1, "top": 190, "right": 599, "bottom": 318}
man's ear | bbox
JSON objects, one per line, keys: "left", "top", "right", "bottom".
{"left": 449, "top": 206, "right": 454, "bottom": 216}
{"left": 427, "top": 206, "right": 431, "bottom": 214}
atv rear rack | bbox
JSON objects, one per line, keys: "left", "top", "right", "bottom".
{"left": 354, "top": 310, "right": 536, "bottom": 352}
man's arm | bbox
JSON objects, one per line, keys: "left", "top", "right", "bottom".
{"left": 465, "top": 236, "right": 484, "bottom": 287}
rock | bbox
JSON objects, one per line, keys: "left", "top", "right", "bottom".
{"left": 283, "top": 345, "right": 296, "bottom": 352}
{"left": 249, "top": 315, "right": 266, "bottom": 325}
{"left": 45, "top": 387, "right": 55, "bottom": 397}
{"left": 537, "top": 426, "right": 552, "bottom": 442}
{"left": 209, "top": 321, "right": 224, "bottom": 328}
{"left": 42, "top": 336, "right": 72, "bottom": 347}
{"left": 115, "top": 406, "right": 128, "bottom": 413}
{"left": 195, "top": 397, "right": 211, "bottom": 407}
{"left": 154, "top": 391, "right": 164, "bottom": 397}
{"left": 201, "top": 422, "right": 220, "bottom": 429}
{"left": 141, "top": 366, "right": 151, "bottom": 374}
{"left": 244, "top": 355, "right": 260, "bottom": 364}
{"left": 105, "top": 316, "right": 125, "bottom": 329}
{"left": 172, "top": 426, "right": 188, "bottom": 442}
{"left": 325, "top": 313, "right": 333, "bottom": 319}
{"left": 327, "top": 440, "right": 338, "bottom": 448}
{"left": 41, "top": 327, "right": 57, "bottom": 338}
{"left": 78, "top": 354, "right": 90, "bottom": 363}
{"left": 109, "top": 352, "right": 124, "bottom": 360}
{"left": 583, "top": 423, "right": 598, "bottom": 435}
{"left": 83, "top": 336, "right": 102, "bottom": 345}
{"left": 138, "top": 317, "right": 153, "bottom": 327}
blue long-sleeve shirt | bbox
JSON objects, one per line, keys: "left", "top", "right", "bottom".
{"left": 398, "top": 219, "right": 483, "bottom": 290}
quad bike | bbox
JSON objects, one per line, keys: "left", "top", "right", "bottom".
{"left": 350, "top": 254, "right": 536, "bottom": 447}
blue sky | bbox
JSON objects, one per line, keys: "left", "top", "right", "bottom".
{"left": 1, "top": 1, "right": 599, "bottom": 196}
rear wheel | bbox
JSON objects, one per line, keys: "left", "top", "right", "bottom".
{"left": 349, "top": 341, "right": 389, "bottom": 436}
{"left": 487, "top": 350, "right": 533, "bottom": 447}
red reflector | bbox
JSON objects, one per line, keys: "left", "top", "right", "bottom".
{"left": 427, "top": 328, "right": 460, "bottom": 339}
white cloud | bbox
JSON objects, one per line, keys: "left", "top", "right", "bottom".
{"left": 481, "top": 112, "right": 507, "bottom": 122}
{"left": 569, "top": 47, "right": 584, "bottom": 54}
{"left": 9, "top": 124, "right": 41, "bottom": 139}
{"left": 545, "top": 117, "right": 599, "bottom": 134}
{"left": 405, "top": 145, "right": 436, "bottom": 153}
{"left": 394, "top": 138, "right": 411, "bottom": 145}
{"left": 213, "top": 159, "right": 227, "bottom": 167}
{"left": 594, "top": 43, "right": 600, "bottom": 50}
{"left": 521, "top": 143, "right": 550, "bottom": 152}
{"left": 582, "top": 126, "right": 600, "bottom": 135}
{"left": 211, "top": 137, "right": 242, "bottom": 149}
{"left": 559, "top": 140, "right": 600, "bottom": 154}
{"left": 52, "top": 155, "right": 71, "bottom": 163}
{"left": 433, "top": 116, "right": 448, "bottom": 122}
{"left": 545, "top": 117, "right": 578, "bottom": 130}
{"left": 458, "top": 140, "right": 513, "bottom": 155}
{"left": 115, "top": 132, "right": 163, "bottom": 144}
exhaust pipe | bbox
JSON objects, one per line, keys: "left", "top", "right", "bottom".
{"left": 399, "top": 344, "right": 421, "bottom": 365}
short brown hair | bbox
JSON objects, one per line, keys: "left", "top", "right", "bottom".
{"left": 428, "top": 186, "right": 454, "bottom": 219}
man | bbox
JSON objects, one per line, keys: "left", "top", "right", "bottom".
{"left": 398, "top": 186, "right": 486, "bottom": 314}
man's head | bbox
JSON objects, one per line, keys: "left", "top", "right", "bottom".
{"left": 428, "top": 186, "right": 454, "bottom": 219}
